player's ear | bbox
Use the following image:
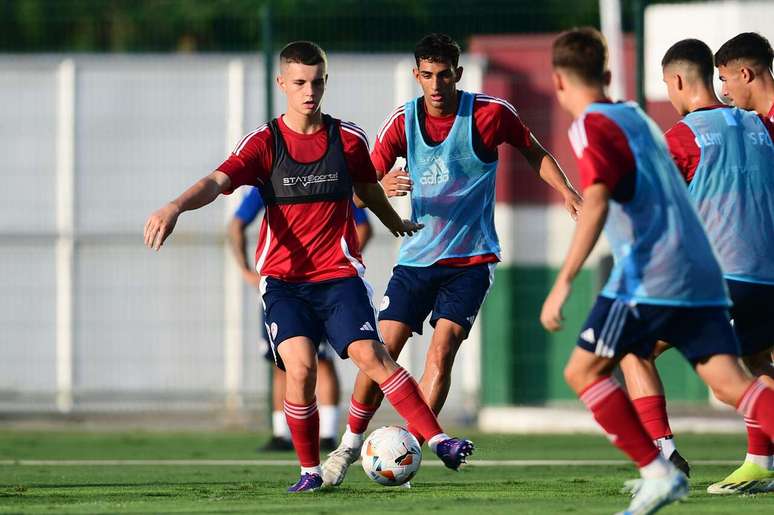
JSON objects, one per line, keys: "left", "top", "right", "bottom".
{"left": 455, "top": 66, "right": 464, "bottom": 83}
{"left": 602, "top": 69, "right": 612, "bottom": 87}
{"left": 276, "top": 73, "right": 285, "bottom": 91}
{"left": 552, "top": 70, "right": 564, "bottom": 92}
{"left": 740, "top": 66, "right": 755, "bottom": 84}
{"left": 412, "top": 67, "right": 420, "bottom": 83}
{"left": 676, "top": 73, "right": 684, "bottom": 91}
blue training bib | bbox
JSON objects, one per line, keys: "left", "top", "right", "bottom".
{"left": 682, "top": 107, "right": 774, "bottom": 285}
{"left": 398, "top": 91, "right": 501, "bottom": 266}
{"left": 581, "top": 102, "right": 729, "bottom": 306}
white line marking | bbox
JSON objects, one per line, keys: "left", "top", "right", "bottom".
{"left": 0, "top": 459, "right": 741, "bottom": 467}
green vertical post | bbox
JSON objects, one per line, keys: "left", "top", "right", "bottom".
{"left": 633, "top": 0, "right": 647, "bottom": 111}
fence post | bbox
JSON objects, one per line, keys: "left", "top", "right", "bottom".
{"left": 55, "top": 58, "right": 75, "bottom": 414}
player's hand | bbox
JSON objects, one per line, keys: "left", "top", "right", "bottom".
{"left": 389, "top": 219, "right": 423, "bottom": 237}
{"left": 143, "top": 203, "right": 180, "bottom": 251}
{"left": 381, "top": 168, "right": 412, "bottom": 197}
{"left": 540, "top": 280, "right": 571, "bottom": 332}
{"left": 242, "top": 270, "right": 261, "bottom": 288}
{"left": 564, "top": 191, "right": 583, "bottom": 221}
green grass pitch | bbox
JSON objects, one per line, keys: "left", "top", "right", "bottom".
{"left": 0, "top": 430, "right": 772, "bottom": 513}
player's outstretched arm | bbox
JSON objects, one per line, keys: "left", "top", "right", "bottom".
{"left": 540, "top": 183, "right": 609, "bottom": 332}
{"left": 352, "top": 181, "right": 423, "bottom": 237}
{"left": 520, "top": 135, "right": 583, "bottom": 220}
{"left": 144, "top": 171, "right": 232, "bottom": 251}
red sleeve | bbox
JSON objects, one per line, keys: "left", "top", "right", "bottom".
{"left": 664, "top": 122, "right": 700, "bottom": 183}
{"left": 217, "top": 126, "right": 273, "bottom": 194}
{"left": 759, "top": 114, "right": 774, "bottom": 143}
{"left": 371, "top": 106, "right": 407, "bottom": 177}
{"left": 571, "top": 113, "right": 635, "bottom": 193}
{"left": 340, "top": 122, "right": 377, "bottom": 183}
{"left": 474, "top": 96, "right": 532, "bottom": 149}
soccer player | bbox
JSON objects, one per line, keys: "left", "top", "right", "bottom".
{"left": 228, "top": 187, "right": 373, "bottom": 451}
{"left": 542, "top": 27, "right": 774, "bottom": 514}
{"left": 617, "top": 38, "right": 774, "bottom": 494}
{"left": 144, "top": 40, "right": 474, "bottom": 493}
{"left": 322, "top": 33, "right": 582, "bottom": 487}
{"left": 716, "top": 32, "right": 774, "bottom": 122}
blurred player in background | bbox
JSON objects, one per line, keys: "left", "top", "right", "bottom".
{"left": 145, "top": 40, "right": 475, "bottom": 493}
{"left": 618, "top": 38, "right": 774, "bottom": 494}
{"left": 716, "top": 32, "right": 774, "bottom": 122}
{"left": 228, "top": 187, "right": 372, "bottom": 452}
{"left": 323, "top": 32, "right": 581, "bottom": 487}
{"left": 542, "top": 27, "right": 774, "bottom": 514}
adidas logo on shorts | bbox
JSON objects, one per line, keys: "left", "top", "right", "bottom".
{"left": 360, "top": 321, "right": 374, "bottom": 331}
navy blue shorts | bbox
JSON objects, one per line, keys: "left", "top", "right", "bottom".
{"left": 378, "top": 263, "right": 495, "bottom": 337}
{"left": 257, "top": 309, "right": 332, "bottom": 363}
{"left": 577, "top": 296, "right": 739, "bottom": 364}
{"left": 728, "top": 279, "right": 774, "bottom": 356}
{"left": 261, "top": 276, "right": 381, "bottom": 371}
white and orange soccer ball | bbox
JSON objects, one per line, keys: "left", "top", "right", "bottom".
{"left": 361, "top": 425, "right": 422, "bottom": 486}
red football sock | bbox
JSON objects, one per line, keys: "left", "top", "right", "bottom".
{"left": 347, "top": 396, "right": 379, "bottom": 435}
{"left": 380, "top": 368, "right": 443, "bottom": 441}
{"left": 632, "top": 395, "right": 673, "bottom": 440}
{"left": 737, "top": 379, "right": 774, "bottom": 446}
{"left": 406, "top": 423, "right": 426, "bottom": 445}
{"left": 744, "top": 416, "right": 773, "bottom": 456}
{"left": 580, "top": 377, "right": 660, "bottom": 468}
{"left": 284, "top": 399, "right": 320, "bottom": 468}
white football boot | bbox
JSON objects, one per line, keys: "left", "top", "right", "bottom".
{"left": 616, "top": 466, "right": 689, "bottom": 515}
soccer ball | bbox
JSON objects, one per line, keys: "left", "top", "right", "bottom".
{"left": 361, "top": 425, "right": 422, "bottom": 486}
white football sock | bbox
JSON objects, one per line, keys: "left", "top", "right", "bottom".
{"left": 640, "top": 454, "right": 671, "bottom": 479}
{"left": 428, "top": 433, "right": 450, "bottom": 452}
{"left": 301, "top": 465, "right": 322, "bottom": 476}
{"left": 745, "top": 453, "right": 773, "bottom": 469}
{"left": 272, "top": 410, "right": 290, "bottom": 439}
{"left": 655, "top": 436, "right": 676, "bottom": 459}
{"left": 318, "top": 404, "right": 339, "bottom": 439}
{"left": 342, "top": 425, "right": 365, "bottom": 449}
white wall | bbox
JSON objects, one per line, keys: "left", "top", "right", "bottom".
{"left": 646, "top": 1, "right": 774, "bottom": 102}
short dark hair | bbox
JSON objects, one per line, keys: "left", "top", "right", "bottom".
{"left": 715, "top": 32, "right": 774, "bottom": 71}
{"left": 661, "top": 39, "right": 714, "bottom": 86}
{"left": 552, "top": 27, "right": 607, "bottom": 85}
{"left": 279, "top": 40, "right": 327, "bottom": 68}
{"left": 414, "top": 33, "right": 461, "bottom": 68}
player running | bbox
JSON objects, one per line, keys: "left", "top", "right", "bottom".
{"left": 617, "top": 38, "right": 774, "bottom": 494}
{"left": 716, "top": 32, "right": 774, "bottom": 123}
{"left": 144, "top": 40, "right": 474, "bottom": 493}
{"left": 542, "top": 28, "right": 774, "bottom": 514}
{"left": 228, "top": 188, "right": 372, "bottom": 451}
{"left": 323, "top": 33, "right": 582, "bottom": 487}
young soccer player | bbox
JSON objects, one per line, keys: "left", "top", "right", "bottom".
{"left": 144, "top": 40, "right": 474, "bottom": 492}
{"left": 323, "top": 33, "right": 582, "bottom": 487}
{"left": 617, "top": 38, "right": 774, "bottom": 494}
{"left": 228, "top": 187, "right": 373, "bottom": 451}
{"left": 716, "top": 32, "right": 774, "bottom": 122}
{"left": 542, "top": 28, "right": 774, "bottom": 514}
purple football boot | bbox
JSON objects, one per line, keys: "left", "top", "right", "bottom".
{"left": 287, "top": 472, "right": 323, "bottom": 493}
{"left": 434, "top": 438, "right": 475, "bottom": 470}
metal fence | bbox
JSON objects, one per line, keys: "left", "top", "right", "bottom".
{"left": 0, "top": 53, "right": 484, "bottom": 421}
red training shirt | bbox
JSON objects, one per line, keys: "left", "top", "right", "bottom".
{"left": 218, "top": 115, "right": 377, "bottom": 282}
{"left": 372, "top": 93, "right": 533, "bottom": 267}
{"left": 569, "top": 107, "right": 636, "bottom": 202}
